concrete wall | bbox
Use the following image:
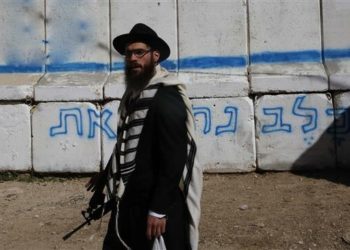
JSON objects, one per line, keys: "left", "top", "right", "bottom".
{"left": 0, "top": 0, "right": 349, "bottom": 173}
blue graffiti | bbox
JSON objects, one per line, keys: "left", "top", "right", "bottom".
{"left": 50, "top": 107, "right": 117, "bottom": 139}
{"left": 324, "top": 48, "right": 350, "bottom": 60}
{"left": 292, "top": 96, "right": 318, "bottom": 133}
{"left": 0, "top": 48, "right": 349, "bottom": 73}
{"left": 23, "top": 25, "right": 31, "bottom": 33}
{"left": 251, "top": 50, "right": 321, "bottom": 64}
{"left": 303, "top": 136, "right": 315, "bottom": 146}
{"left": 193, "top": 106, "right": 211, "bottom": 134}
{"left": 179, "top": 56, "right": 247, "bottom": 69}
{"left": 215, "top": 106, "right": 238, "bottom": 136}
{"left": 77, "top": 20, "right": 89, "bottom": 43}
{"left": 46, "top": 62, "right": 108, "bottom": 73}
{"left": 261, "top": 96, "right": 318, "bottom": 146}
{"left": 262, "top": 107, "right": 292, "bottom": 133}
{"left": 79, "top": 20, "right": 89, "bottom": 30}
{"left": 88, "top": 108, "right": 117, "bottom": 139}
{"left": 50, "top": 108, "right": 83, "bottom": 137}
{"left": 0, "top": 65, "right": 43, "bottom": 73}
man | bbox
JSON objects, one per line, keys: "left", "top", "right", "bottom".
{"left": 87, "top": 23, "right": 202, "bottom": 250}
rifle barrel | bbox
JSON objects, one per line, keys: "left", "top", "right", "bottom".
{"left": 62, "top": 219, "right": 91, "bottom": 241}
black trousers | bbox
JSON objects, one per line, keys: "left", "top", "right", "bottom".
{"left": 102, "top": 195, "right": 190, "bottom": 250}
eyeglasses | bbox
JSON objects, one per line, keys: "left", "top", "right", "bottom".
{"left": 125, "top": 49, "right": 152, "bottom": 59}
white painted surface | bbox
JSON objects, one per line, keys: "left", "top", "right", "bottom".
{"left": 249, "top": 0, "right": 321, "bottom": 53}
{"left": 0, "top": 0, "right": 44, "bottom": 71}
{"left": 2, "top": 1, "right": 350, "bottom": 173}
{"left": 0, "top": 104, "right": 31, "bottom": 171}
{"left": 111, "top": 0, "right": 177, "bottom": 71}
{"left": 179, "top": 73, "right": 249, "bottom": 98}
{"left": 255, "top": 94, "right": 335, "bottom": 170}
{"left": 192, "top": 97, "right": 256, "bottom": 172}
{"left": 178, "top": 0, "right": 247, "bottom": 75}
{"left": 104, "top": 73, "right": 126, "bottom": 100}
{"left": 323, "top": 0, "right": 350, "bottom": 50}
{"left": 323, "top": 0, "right": 350, "bottom": 90}
{"left": 0, "top": 74, "right": 42, "bottom": 100}
{"left": 101, "top": 101, "right": 119, "bottom": 168}
{"left": 250, "top": 63, "right": 328, "bottom": 93}
{"left": 46, "top": 0, "right": 109, "bottom": 70}
{"left": 35, "top": 73, "right": 108, "bottom": 101}
{"left": 333, "top": 92, "right": 350, "bottom": 168}
{"left": 32, "top": 102, "right": 101, "bottom": 172}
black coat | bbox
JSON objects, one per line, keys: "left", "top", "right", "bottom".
{"left": 103, "top": 85, "right": 190, "bottom": 250}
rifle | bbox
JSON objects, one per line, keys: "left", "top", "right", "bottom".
{"left": 62, "top": 197, "right": 114, "bottom": 241}
{"left": 64, "top": 155, "right": 117, "bottom": 241}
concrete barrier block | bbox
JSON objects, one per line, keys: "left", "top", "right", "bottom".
{"left": 323, "top": 0, "right": 350, "bottom": 90}
{"left": 101, "top": 101, "right": 119, "bottom": 168}
{"left": 179, "top": 73, "right": 249, "bottom": 98}
{"left": 332, "top": 92, "right": 350, "bottom": 168}
{"left": 104, "top": 73, "right": 125, "bottom": 100}
{"left": 111, "top": 0, "right": 177, "bottom": 72}
{"left": 0, "top": 0, "right": 45, "bottom": 73}
{"left": 35, "top": 73, "right": 108, "bottom": 101}
{"left": 250, "top": 63, "right": 328, "bottom": 93}
{"left": 192, "top": 97, "right": 256, "bottom": 172}
{"left": 46, "top": 0, "right": 109, "bottom": 72}
{"left": 327, "top": 61, "right": 350, "bottom": 90}
{"left": 0, "top": 74, "right": 42, "bottom": 100}
{"left": 255, "top": 93, "right": 335, "bottom": 170}
{"left": 249, "top": 0, "right": 326, "bottom": 92}
{"left": 249, "top": 0, "right": 321, "bottom": 56}
{"left": 0, "top": 104, "right": 31, "bottom": 171}
{"left": 178, "top": 0, "right": 247, "bottom": 75}
{"left": 32, "top": 102, "right": 101, "bottom": 172}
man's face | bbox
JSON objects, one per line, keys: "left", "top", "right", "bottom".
{"left": 124, "top": 42, "right": 160, "bottom": 90}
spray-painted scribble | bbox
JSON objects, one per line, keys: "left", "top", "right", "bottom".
{"left": 193, "top": 106, "right": 211, "bottom": 135}
{"left": 215, "top": 106, "right": 238, "bottom": 136}
{"left": 193, "top": 105, "right": 239, "bottom": 136}
{"left": 50, "top": 108, "right": 83, "bottom": 137}
{"left": 292, "top": 96, "right": 318, "bottom": 133}
{"left": 87, "top": 108, "right": 117, "bottom": 139}
{"left": 50, "top": 107, "right": 116, "bottom": 139}
{"left": 292, "top": 96, "right": 318, "bottom": 145}
{"left": 262, "top": 96, "right": 319, "bottom": 137}
{"left": 50, "top": 105, "right": 241, "bottom": 140}
{"left": 262, "top": 107, "right": 292, "bottom": 134}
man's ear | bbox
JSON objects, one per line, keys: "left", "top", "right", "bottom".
{"left": 153, "top": 50, "right": 160, "bottom": 64}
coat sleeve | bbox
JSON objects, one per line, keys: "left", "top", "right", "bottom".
{"left": 149, "top": 86, "right": 188, "bottom": 215}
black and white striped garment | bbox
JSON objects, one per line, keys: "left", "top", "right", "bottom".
{"left": 118, "top": 84, "right": 160, "bottom": 186}
{"left": 105, "top": 83, "right": 195, "bottom": 198}
{"left": 103, "top": 78, "right": 202, "bottom": 250}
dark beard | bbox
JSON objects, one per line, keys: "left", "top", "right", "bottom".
{"left": 124, "top": 60, "right": 156, "bottom": 93}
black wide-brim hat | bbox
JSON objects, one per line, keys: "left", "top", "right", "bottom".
{"left": 113, "top": 23, "right": 170, "bottom": 62}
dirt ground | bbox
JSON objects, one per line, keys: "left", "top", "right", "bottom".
{"left": 1, "top": 170, "right": 350, "bottom": 250}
